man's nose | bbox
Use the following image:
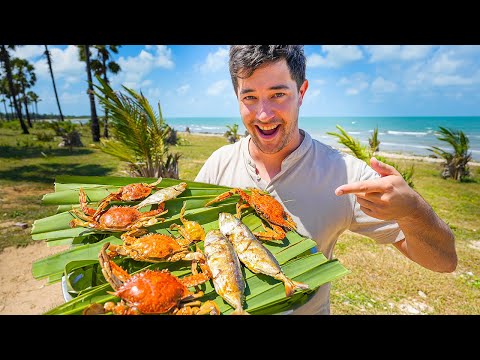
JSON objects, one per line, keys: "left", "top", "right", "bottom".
{"left": 256, "top": 100, "right": 275, "bottom": 122}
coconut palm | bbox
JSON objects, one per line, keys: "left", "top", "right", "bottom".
{"left": 369, "top": 126, "right": 380, "bottom": 153}
{"left": 0, "top": 96, "right": 7, "bottom": 120}
{"left": 224, "top": 123, "right": 241, "bottom": 143}
{"left": 89, "top": 45, "right": 121, "bottom": 138}
{"left": 93, "top": 76, "right": 181, "bottom": 178}
{"left": 11, "top": 57, "right": 36, "bottom": 128}
{"left": 44, "top": 45, "right": 64, "bottom": 122}
{"left": 78, "top": 45, "right": 100, "bottom": 142}
{"left": 27, "top": 91, "right": 40, "bottom": 121}
{"left": 429, "top": 126, "right": 472, "bottom": 181}
{"left": 0, "top": 45, "right": 28, "bottom": 133}
{"left": 327, "top": 124, "right": 414, "bottom": 187}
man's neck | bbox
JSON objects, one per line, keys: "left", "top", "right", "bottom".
{"left": 248, "top": 130, "right": 304, "bottom": 182}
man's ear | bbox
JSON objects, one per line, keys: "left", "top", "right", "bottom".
{"left": 298, "top": 79, "right": 309, "bottom": 106}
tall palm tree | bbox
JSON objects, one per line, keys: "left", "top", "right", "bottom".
{"left": 44, "top": 45, "right": 64, "bottom": 122}
{"left": 11, "top": 57, "right": 36, "bottom": 128}
{"left": 78, "top": 45, "right": 100, "bottom": 142}
{"left": 0, "top": 96, "right": 7, "bottom": 120}
{"left": 0, "top": 45, "right": 28, "bottom": 134}
{"left": 27, "top": 91, "right": 40, "bottom": 121}
{"left": 90, "top": 45, "right": 121, "bottom": 138}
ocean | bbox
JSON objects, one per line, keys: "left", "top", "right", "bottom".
{"left": 73, "top": 116, "right": 480, "bottom": 162}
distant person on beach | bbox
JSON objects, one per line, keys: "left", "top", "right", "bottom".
{"left": 195, "top": 45, "right": 457, "bottom": 315}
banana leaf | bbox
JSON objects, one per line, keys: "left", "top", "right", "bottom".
{"left": 32, "top": 175, "right": 350, "bottom": 315}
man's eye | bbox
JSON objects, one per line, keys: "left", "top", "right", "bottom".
{"left": 243, "top": 96, "right": 256, "bottom": 100}
{"left": 273, "top": 93, "right": 285, "bottom": 98}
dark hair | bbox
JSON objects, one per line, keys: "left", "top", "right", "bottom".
{"left": 229, "top": 45, "right": 306, "bottom": 95}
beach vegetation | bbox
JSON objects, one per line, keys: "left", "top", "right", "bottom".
{"left": 429, "top": 126, "right": 472, "bottom": 182}
{"left": 369, "top": 126, "right": 380, "bottom": 153}
{"left": 93, "top": 76, "right": 182, "bottom": 179}
{"left": 327, "top": 124, "right": 415, "bottom": 187}
{"left": 224, "top": 123, "right": 241, "bottom": 143}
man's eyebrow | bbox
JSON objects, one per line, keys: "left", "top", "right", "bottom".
{"left": 239, "top": 84, "right": 290, "bottom": 95}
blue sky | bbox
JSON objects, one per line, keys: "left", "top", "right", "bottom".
{"left": 9, "top": 45, "right": 480, "bottom": 117}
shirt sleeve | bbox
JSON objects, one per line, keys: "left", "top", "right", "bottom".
{"left": 348, "top": 162, "right": 405, "bottom": 244}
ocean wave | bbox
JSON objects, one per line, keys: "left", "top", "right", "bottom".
{"left": 387, "top": 130, "right": 429, "bottom": 137}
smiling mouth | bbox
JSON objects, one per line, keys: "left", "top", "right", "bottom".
{"left": 256, "top": 124, "right": 280, "bottom": 138}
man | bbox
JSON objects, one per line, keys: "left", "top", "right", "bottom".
{"left": 195, "top": 45, "right": 457, "bottom": 315}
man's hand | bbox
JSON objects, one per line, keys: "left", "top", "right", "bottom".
{"left": 335, "top": 157, "right": 419, "bottom": 221}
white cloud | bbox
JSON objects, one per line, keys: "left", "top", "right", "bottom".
{"left": 176, "top": 84, "right": 190, "bottom": 95}
{"left": 371, "top": 77, "right": 397, "bottom": 93}
{"left": 113, "top": 45, "right": 174, "bottom": 90}
{"left": 432, "top": 75, "right": 474, "bottom": 86}
{"left": 337, "top": 73, "right": 369, "bottom": 96}
{"left": 32, "top": 45, "right": 84, "bottom": 81}
{"left": 199, "top": 47, "right": 229, "bottom": 73}
{"left": 365, "top": 45, "right": 434, "bottom": 62}
{"left": 207, "top": 79, "right": 230, "bottom": 96}
{"left": 307, "top": 45, "right": 363, "bottom": 68}
{"left": 12, "top": 45, "right": 45, "bottom": 60}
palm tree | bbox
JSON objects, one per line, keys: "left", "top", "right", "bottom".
{"left": 428, "top": 126, "right": 472, "bottom": 181}
{"left": 78, "top": 45, "right": 101, "bottom": 142}
{"left": 0, "top": 96, "right": 7, "bottom": 120}
{"left": 327, "top": 124, "right": 415, "bottom": 187}
{"left": 11, "top": 57, "right": 36, "bottom": 128}
{"left": 0, "top": 45, "right": 28, "bottom": 134}
{"left": 90, "top": 45, "right": 121, "bottom": 138}
{"left": 224, "top": 123, "right": 241, "bottom": 143}
{"left": 369, "top": 126, "right": 380, "bottom": 153}
{"left": 27, "top": 91, "right": 40, "bottom": 121}
{"left": 44, "top": 45, "right": 64, "bottom": 122}
{"left": 93, "top": 76, "right": 181, "bottom": 178}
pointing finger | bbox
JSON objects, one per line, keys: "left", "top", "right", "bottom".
{"left": 335, "top": 179, "right": 390, "bottom": 195}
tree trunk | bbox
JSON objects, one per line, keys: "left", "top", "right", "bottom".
{"left": 84, "top": 45, "right": 100, "bottom": 142}
{"left": 44, "top": 45, "right": 64, "bottom": 122}
{"left": 0, "top": 45, "right": 29, "bottom": 134}
{"left": 2, "top": 101, "right": 8, "bottom": 120}
{"left": 102, "top": 61, "right": 109, "bottom": 138}
{"left": 22, "top": 88, "right": 32, "bottom": 127}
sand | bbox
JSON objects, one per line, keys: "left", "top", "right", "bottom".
{"left": 0, "top": 242, "right": 69, "bottom": 315}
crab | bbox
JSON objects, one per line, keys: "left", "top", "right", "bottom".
{"left": 69, "top": 188, "right": 167, "bottom": 232}
{"left": 83, "top": 242, "right": 220, "bottom": 315}
{"left": 169, "top": 201, "right": 206, "bottom": 243}
{"left": 104, "top": 228, "right": 205, "bottom": 263}
{"left": 92, "top": 178, "right": 163, "bottom": 219}
{"left": 205, "top": 188, "right": 297, "bottom": 241}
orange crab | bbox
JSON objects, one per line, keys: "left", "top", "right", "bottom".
{"left": 169, "top": 201, "right": 206, "bottom": 243}
{"left": 92, "top": 178, "right": 162, "bottom": 218}
{"left": 84, "top": 242, "right": 220, "bottom": 315}
{"left": 69, "top": 188, "right": 167, "bottom": 232}
{"left": 205, "top": 188, "right": 297, "bottom": 241}
{"left": 104, "top": 228, "right": 205, "bottom": 263}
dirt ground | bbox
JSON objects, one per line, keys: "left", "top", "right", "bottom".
{"left": 0, "top": 242, "right": 70, "bottom": 315}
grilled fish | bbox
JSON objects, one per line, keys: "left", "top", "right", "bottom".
{"left": 204, "top": 230, "right": 248, "bottom": 315}
{"left": 218, "top": 212, "right": 309, "bottom": 297}
{"left": 134, "top": 182, "right": 188, "bottom": 210}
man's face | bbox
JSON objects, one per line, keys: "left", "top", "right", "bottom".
{"left": 236, "top": 59, "right": 308, "bottom": 154}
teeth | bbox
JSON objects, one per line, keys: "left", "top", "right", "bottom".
{"left": 258, "top": 124, "right": 278, "bottom": 131}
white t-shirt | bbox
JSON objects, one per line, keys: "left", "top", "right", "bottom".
{"left": 195, "top": 130, "right": 404, "bottom": 314}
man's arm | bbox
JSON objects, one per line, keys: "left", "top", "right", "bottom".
{"left": 335, "top": 157, "right": 457, "bottom": 273}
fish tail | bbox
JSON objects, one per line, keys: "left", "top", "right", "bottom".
{"left": 232, "top": 308, "right": 250, "bottom": 315}
{"left": 284, "top": 277, "right": 309, "bottom": 297}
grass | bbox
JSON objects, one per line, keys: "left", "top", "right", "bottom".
{"left": 1, "top": 120, "right": 479, "bottom": 314}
